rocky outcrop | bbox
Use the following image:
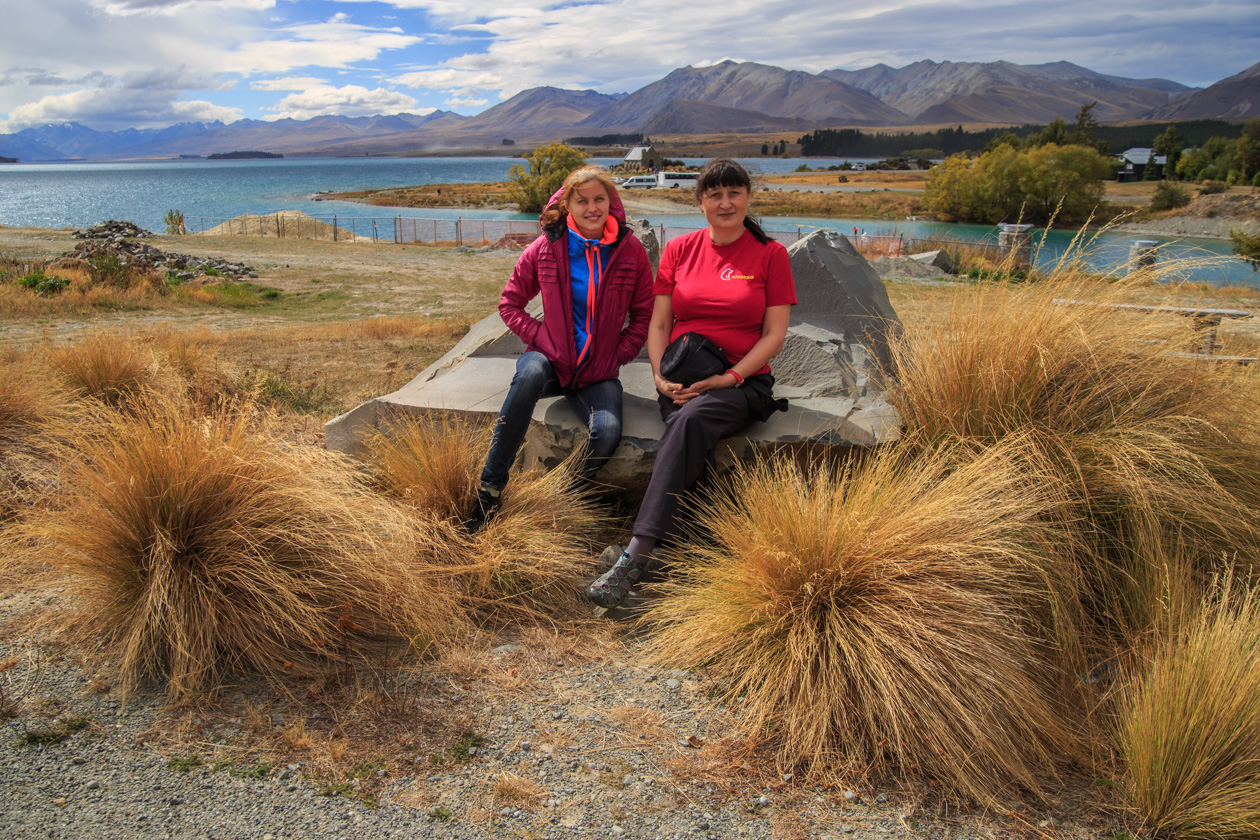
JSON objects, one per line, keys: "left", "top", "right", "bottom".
{"left": 324, "top": 228, "right": 903, "bottom": 497}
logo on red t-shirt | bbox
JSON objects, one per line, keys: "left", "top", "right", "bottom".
{"left": 719, "top": 267, "right": 755, "bottom": 282}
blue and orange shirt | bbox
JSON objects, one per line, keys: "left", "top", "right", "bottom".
{"left": 566, "top": 213, "right": 619, "bottom": 373}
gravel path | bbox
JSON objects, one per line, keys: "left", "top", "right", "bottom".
{"left": 0, "top": 584, "right": 1095, "bottom": 840}
{"left": 0, "top": 592, "right": 898, "bottom": 840}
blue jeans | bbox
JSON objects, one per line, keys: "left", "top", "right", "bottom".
{"left": 479, "top": 351, "right": 623, "bottom": 492}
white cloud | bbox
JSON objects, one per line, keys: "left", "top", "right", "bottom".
{"left": 94, "top": 0, "right": 273, "bottom": 16}
{"left": 250, "top": 76, "right": 330, "bottom": 91}
{"left": 266, "top": 83, "right": 423, "bottom": 119}
{"left": 443, "top": 95, "right": 489, "bottom": 108}
{"left": 227, "top": 19, "right": 423, "bottom": 75}
{"left": 8, "top": 85, "right": 241, "bottom": 130}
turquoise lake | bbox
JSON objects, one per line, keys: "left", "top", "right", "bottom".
{"left": 0, "top": 156, "right": 1252, "bottom": 286}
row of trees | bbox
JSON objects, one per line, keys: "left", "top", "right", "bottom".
{"left": 798, "top": 118, "right": 1245, "bottom": 159}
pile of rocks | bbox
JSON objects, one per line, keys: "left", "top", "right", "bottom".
{"left": 63, "top": 221, "right": 257, "bottom": 281}
{"left": 71, "top": 220, "right": 153, "bottom": 241}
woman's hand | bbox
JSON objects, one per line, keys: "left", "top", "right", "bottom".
{"left": 654, "top": 372, "right": 692, "bottom": 405}
{"left": 655, "top": 371, "right": 737, "bottom": 405}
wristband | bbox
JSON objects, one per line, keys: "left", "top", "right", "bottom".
{"left": 727, "top": 368, "right": 744, "bottom": 387}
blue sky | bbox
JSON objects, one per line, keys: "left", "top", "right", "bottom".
{"left": 1, "top": 0, "right": 1256, "bottom": 132}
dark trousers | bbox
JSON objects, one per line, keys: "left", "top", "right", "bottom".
{"left": 632, "top": 385, "right": 757, "bottom": 542}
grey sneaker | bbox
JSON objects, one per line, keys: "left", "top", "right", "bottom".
{"left": 586, "top": 549, "right": 643, "bottom": 608}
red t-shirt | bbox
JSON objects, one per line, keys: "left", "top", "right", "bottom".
{"left": 654, "top": 228, "right": 797, "bottom": 374}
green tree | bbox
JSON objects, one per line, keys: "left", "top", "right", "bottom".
{"left": 1032, "top": 117, "right": 1071, "bottom": 148}
{"left": 1069, "top": 101, "right": 1109, "bottom": 153}
{"left": 1152, "top": 126, "right": 1184, "bottom": 179}
{"left": 923, "top": 143, "right": 1109, "bottom": 225}
{"left": 923, "top": 154, "right": 981, "bottom": 222}
{"left": 1230, "top": 228, "right": 1260, "bottom": 272}
{"left": 761, "top": 143, "right": 769, "bottom": 155}
{"left": 985, "top": 132, "right": 1023, "bottom": 153}
{"left": 1020, "top": 143, "right": 1110, "bottom": 221}
{"left": 506, "top": 142, "right": 588, "bottom": 213}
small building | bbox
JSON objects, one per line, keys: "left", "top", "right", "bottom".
{"left": 1116, "top": 148, "right": 1167, "bottom": 182}
{"left": 623, "top": 145, "right": 662, "bottom": 172}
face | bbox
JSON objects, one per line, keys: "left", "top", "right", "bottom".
{"left": 699, "top": 184, "right": 749, "bottom": 243}
{"left": 566, "top": 180, "right": 611, "bottom": 239}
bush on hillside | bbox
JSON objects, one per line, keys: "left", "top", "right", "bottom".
{"left": 1149, "top": 181, "right": 1191, "bottom": 212}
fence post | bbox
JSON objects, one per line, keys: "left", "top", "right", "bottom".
{"left": 457, "top": 216, "right": 462, "bottom": 246}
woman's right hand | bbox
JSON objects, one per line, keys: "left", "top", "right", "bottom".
{"left": 654, "top": 372, "right": 694, "bottom": 406}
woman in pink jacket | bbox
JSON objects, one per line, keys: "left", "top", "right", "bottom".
{"left": 466, "top": 166, "right": 655, "bottom": 532}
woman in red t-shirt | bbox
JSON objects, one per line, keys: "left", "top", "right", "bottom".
{"left": 587, "top": 159, "right": 797, "bottom": 608}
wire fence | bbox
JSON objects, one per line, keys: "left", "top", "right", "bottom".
{"left": 178, "top": 212, "right": 1014, "bottom": 263}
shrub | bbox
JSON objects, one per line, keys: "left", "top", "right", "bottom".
{"left": 1118, "top": 575, "right": 1260, "bottom": 839}
{"left": 1198, "top": 181, "right": 1226, "bottom": 196}
{"left": 35, "top": 394, "right": 454, "bottom": 699}
{"left": 1149, "top": 181, "right": 1191, "bottom": 212}
{"left": 163, "top": 209, "right": 184, "bottom": 235}
{"left": 15, "top": 271, "right": 70, "bottom": 296}
{"left": 887, "top": 270, "right": 1260, "bottom": 662}
{"left": 506, "top": 142, "right": 587, "bottom": 214}
{"left": 0, "top": 354, "right": 67, "bottom": 523}
{"left": 46, "top": 331, "right": 155, "bottom": 407}
{"left": 646, "top": 443, "right": 1077, "bottom": 803}
{"left": 363, "top": 412, "right": 606, "bottom": 622}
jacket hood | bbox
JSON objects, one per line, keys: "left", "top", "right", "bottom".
{"left": 544, "top": 179, "right": 627, "bottom": 224}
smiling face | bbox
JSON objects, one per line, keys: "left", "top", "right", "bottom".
{"left": 699, "top": 184, "right": 749, "bottom": 245}
{"left": 566, "top": 179, "right": 611, "bottom": 239}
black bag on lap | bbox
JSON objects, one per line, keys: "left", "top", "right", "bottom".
{"left": 659, "top": 331, "right": 730, "bottom": 387}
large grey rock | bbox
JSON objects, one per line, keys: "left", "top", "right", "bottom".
{"left": 324, "top": 228, "right": 903, "bottom": 497}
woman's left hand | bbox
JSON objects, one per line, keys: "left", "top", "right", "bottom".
{"left": 683, "top": 372, "right": 737, "bottom": 397}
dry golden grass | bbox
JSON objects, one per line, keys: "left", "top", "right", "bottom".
{"left": 646, "top": 441, "right": 1077, "bottom": 804}
{"left": 45, "top": 330, "right": 158, "bottom": 407}
{"left": 365, "top": 411, "right": 483, "bottom": 522}
{"left": 888, "top": 265, "right": 1260, "bottom": 660}
{"left": 30, "top": 393, "right": 456, "bottom": 700}
{"left": 364, "top": 412, "right": 608, "bottom": 623}
{"left": 0, "top": 351, "right": 69, "bottom": 526}
{"left": 493, "top": 771, "right": 546, "bottom": 803}
{"left": 752, "top": 191, "right": 923, "bottom": 220}
{"left": 0, "top": 256, "right": 172, "bottom": 318}
{"left": 1118, "top": 574, "right": 1260, "bottom": 839}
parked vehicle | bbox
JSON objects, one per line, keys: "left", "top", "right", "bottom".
{"left": 620, "top": 175, "right": 658, "bottom": 189}
{"left": 657, "top": 171, "right": 698, "bottom": 189}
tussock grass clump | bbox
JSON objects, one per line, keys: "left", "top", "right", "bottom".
{"left": 1118, "top": 575, "right": 1260, "bottom": 839}
{"left": 46, "top": 331, "right": 157, "bottom": 407}
{"left": 143, "top": 325, "right": 245, "bottom": 408}
{"left": 36, "top": 394, "right": 454, "bottom": 700}
{"left": 0, "top": 352, "right": 68, "bottom": 525}
{"left": 646, "top": 443, "right": 1076, "bottom": 803}
{"left": 364, "top": 413, "right": 605, "bottom": 623}
{"left": 888, "top": 272, "right": 1260, "bottom": 657}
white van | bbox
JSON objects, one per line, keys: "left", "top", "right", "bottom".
{"left": 620, "top": 175, "right": 658, "bottom": 189}
{"left": 657, "top": 171, "right": 698, "bottom": 189}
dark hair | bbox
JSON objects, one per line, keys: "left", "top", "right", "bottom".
{"left": 694, "top": 158, "right": 769, "bottom": 245}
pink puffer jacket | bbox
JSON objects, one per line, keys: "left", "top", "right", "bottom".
{"left": 498, "top": 185, "right": 654, "bottom": 388}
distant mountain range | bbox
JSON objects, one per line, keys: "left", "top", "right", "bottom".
{"left": 3, "top": 58, "right": 1257, "bottom": 161}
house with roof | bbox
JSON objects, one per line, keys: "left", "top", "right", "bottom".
{"left": 623, "top": 145, "right": 662, "bottom": 172}
{"left": 1116, "top": 148, "right": 1167, "bottom": 182}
